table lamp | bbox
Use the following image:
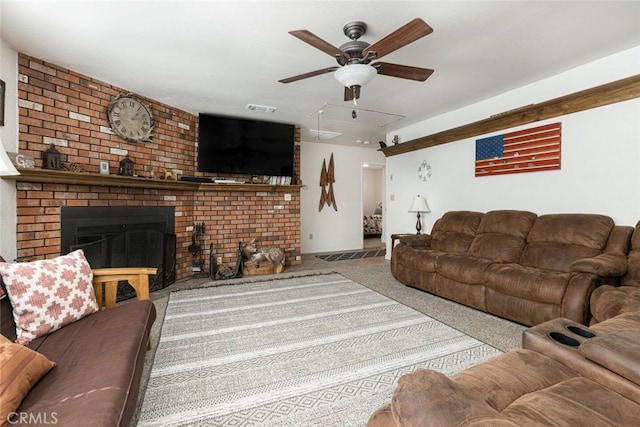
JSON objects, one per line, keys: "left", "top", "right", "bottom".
{"left": 408, "top": 195, "right": 430, "bottom": 234}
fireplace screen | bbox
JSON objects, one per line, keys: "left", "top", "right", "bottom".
{"left": 61, "top": 206, "right": 176, "bottom": 301}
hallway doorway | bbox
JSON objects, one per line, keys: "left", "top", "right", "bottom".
{"left": 362, "top": 163, "right": 385, "bottom": 250}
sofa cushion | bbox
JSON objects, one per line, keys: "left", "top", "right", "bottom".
{"left": 18, "top": 299, "right": 156, "bottom": 426}
{"left": 484, "top": 263, "right": 571, "bottom": 305}
{"left": 0, "top": 334, "right": 56, "bottom": 424}
{"left": 468, "top": 210, "right": 537, "bottom": 262}
{"left": 430, "top": 211, "right": 483, "bottom": 254}
{"left": 436, "top": 254, "right": 493, "bottom": 285}
{"left": 579, "top": 329, "right": 640, "bottom": 387}
{"left": 0, "top": 250, "right": 99, "bottom": 345}
{"left": 590, "top": 285, "right": 640, "bottom": 323}
{"left": 451, "top": 349, "right": 577, "bottom": 412}
{"left": 499, "top": 376, "right": 640, "bottom": 426}
{"left": 372, "top": 347, "right": 640, "bottom": 427}
{"left": 521, "top": 214, "right": 614, "bottom": 272}
{"left": 590, "top": 310, "right": 640, "bottom": 334}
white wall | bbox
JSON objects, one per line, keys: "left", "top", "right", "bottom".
{"left": 300, "top": 141, "right": 386, "bottom": 253}
{"left": 363, "top": 167, "right": 383, "bottom": 215}
{"left": 0, "top": 37, "right": 18, "bottom": 261}
{"left": 386, "top": 46, "right": 640, "bottom": 257}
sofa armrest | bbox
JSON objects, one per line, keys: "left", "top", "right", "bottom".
{"left": 579, "top": 330, "right": 640, "bottom": 386}
{"left": 387, "top": 369, "right": 501, "bottom": 427}
{"left": 398, "top": 234, "right": 432, "bottom": 247}
{"left": 569, "top": 253, "right": 628, "bottom": 277}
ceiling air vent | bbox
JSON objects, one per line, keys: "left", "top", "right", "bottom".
{"left": 302, "top": 129, "right": 343, "bottom": 141}
{"left": 245, "top": 103, "right": 277, "bottom": 113}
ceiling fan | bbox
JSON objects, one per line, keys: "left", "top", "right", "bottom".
{"left": 278, "top": 18, "right": 435, "bottom": 104}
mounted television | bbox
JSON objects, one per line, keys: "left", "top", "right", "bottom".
{"left": 198, "top": 113, "right": 295, "bottom": 176}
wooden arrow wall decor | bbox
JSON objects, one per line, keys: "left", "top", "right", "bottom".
{"left": 318, "top": 153, "right": 337, "bottom": 211}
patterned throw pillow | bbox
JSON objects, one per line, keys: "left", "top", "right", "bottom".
{"left": 0, "top": 250, "right": 98, "bottom": 345}
{"left": 0, "top": 334, "right": 56, "bottom": 422}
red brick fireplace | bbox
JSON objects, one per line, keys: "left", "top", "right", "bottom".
{"left": 11, "top": 54, "right": 301, "bottom": 280}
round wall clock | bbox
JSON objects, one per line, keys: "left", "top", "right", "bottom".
{"left": 107, "top": 94, "right": 154, "bottom": 142}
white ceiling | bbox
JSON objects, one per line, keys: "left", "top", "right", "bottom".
{"left": 2, "top": 1, "right": 639, "bottom": 147}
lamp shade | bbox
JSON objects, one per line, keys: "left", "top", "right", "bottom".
{"left": 0, "top": 137, "right": 20, "bottom": 176}
{"left": 334, "top": 64, "right": 377, "bottom": 88}
{"left": 408, "top": 195, "right": 430, "bottom": 213}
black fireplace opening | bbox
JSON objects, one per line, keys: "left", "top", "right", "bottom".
{"left": 61, "top": 206, "right": 176, "bottom": 301}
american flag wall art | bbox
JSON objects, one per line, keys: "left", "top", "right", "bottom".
{"left": 475, "top": 122, "right": 561, "bottom": 176}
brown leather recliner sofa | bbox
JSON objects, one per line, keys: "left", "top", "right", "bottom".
{"left": 368, "top": 297, "right": 640, "bottom": 426}
{"left": 391, "top": 210, "right": 633, "bottom": 326}
{"left": 590, "top": 220, "right": 640, "bottom": 324}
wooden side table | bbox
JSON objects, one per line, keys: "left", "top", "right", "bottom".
{"left": 92, "top": 267, "right": 158, "bottom": 310}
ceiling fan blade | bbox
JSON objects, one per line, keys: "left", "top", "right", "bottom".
{"left": 362, "top": 18, "right": 433, "bottom": 60}
{"left": 344, "top": 86, "right": 361, "bottom": 101}
{"left": 373, "top": 62, "right": 434, "bottom": 81}
{"left": 278, "top": 67, "right": 339, "bottom": 84}
{"left": 289, "top": 30, "right": 349, "bottom": 60}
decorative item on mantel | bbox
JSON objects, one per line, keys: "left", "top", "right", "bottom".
{"left": 0, "top": 137, "right": 21, "bottom": 176}
{"left": 6, "top": 152, "right": 34, "bottom": 170}
{"left": 42, "top": 144, "right": 62, "bottom": 170}
{"left": 61, "top": 162, "right": 84, "bottom": 172}
{"left": 408, "top": 194, "right": 430, "bottom": 234}
{"left": 118, "top": 154, "right": 135, "bottom": 176}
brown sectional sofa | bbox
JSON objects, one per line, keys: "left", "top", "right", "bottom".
{"left": 368, "top": 298, "right": 640, "bottom": 426}
{"left": 1, "top": 292, "right": 156, "bottom": 426}
{"left": 369, "top": 217, "right": 640, "bottom": 426}
{"left": 391, "top": 210, "right": 633, "bottom": 326}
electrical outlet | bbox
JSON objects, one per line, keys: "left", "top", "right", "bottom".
{"left": 309, "top": 233, "right": 313, "bottom": 240}
{"left": 284, "top": 193, "right": 292, "bottom": 201}
{"left": 217, "top": 257, "right": 223, "bottom": 265}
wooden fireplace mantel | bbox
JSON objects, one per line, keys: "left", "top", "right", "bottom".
{"left": 3, "top": 168, "right": 300, "bottom": 192}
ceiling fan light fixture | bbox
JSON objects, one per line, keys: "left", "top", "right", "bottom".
{"left": 334, "top": 64, "right": 377, "bottom": 89}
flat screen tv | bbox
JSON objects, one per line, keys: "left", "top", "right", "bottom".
{"left": 198, "top": 113, "right": 295, "bottom": 176}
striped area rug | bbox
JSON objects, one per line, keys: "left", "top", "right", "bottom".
{"left": 138, "top": 273, "right": 501, "bottom": 426}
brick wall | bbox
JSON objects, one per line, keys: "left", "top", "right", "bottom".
{"left": 15, "top": 54, "right": 301, "bottom": 279}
